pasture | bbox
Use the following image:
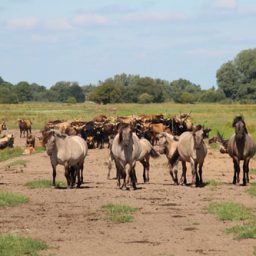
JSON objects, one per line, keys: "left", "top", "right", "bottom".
{"left": 1, "top": 102, "right": 256, "bottom": 256}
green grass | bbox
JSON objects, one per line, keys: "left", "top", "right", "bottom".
{"left": 205, "top": 179, "right": 222, "bottom": 187}
{"left": 0, "top": 147, "right": 23, "bottom": 162}
{"left": 247, "top": 183, "right": 256, "bottom": 197}
{"left": 102, "top": 203, "right": 138, "bottom": 223}
{"left": 0, "top": 234, "right": 48, "bottom": 256}
{"left": 226, "top": 224, "right": 256, "bottom": 239}
{"left": 25, "top": 179, "right": 65, "bottom": 189}
{"left": 0, "top": 191, "right": 29, "bottom": 207}
{"left": 34, "top": 147, "right": 45, "bottom": 154}
{"left": 208, "top": 201, "right": 253, "bottom": 221}
{"left": 5, "top": 159, "right": 28, "bottom": 169}
{"left": 251, "top": 169, "right": 256, "bottom": 175}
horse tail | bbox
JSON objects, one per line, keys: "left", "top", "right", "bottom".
{"left": 150, "top": 147, "right": 160, "bottom": 158}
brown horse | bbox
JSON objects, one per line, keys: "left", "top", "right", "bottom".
{"left": 227, "top": 116, "right": 256, "bottom": 186}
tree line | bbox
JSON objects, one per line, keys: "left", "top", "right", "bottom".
{"left": 1, "top": 48, "right": 256, "bottom": 104}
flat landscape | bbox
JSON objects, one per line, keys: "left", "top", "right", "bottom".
{"left": 0, "top": 103, "right": 256, "bottom": 256}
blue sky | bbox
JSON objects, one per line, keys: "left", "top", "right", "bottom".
{"left": 0, "top": 0, "right": 256, "bottom": 89}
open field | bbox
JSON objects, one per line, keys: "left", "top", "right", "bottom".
{"left": 1, "top": 103, "right": 256, "bottom": 255}
{"left": 1, "top": 102, "right": 256, "bottom": 138}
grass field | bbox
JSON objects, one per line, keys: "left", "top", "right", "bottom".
{"left": 1, "top": 102, "right": 256, "bottom": 139}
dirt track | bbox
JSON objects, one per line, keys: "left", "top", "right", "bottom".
{"left": 0, "top": 130, "right": 256, "bottom": 256}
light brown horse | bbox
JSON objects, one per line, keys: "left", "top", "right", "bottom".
{"left": 110, "top": 123, "right": 142, "bottom": 190}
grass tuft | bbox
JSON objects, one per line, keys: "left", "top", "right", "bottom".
{"left": 0, "top": 147, "right": 23, "bottom": 162}
{"left": 208, "top": 201, "right": 253, "bottom": 221}
{"left": 247, "top": 183, "right": 256, "bottom": 197}
{"left": 102, "top": 203, "right": 138, "bottom": 223}
{"left": 226, "top": 224, "right": 256, "bottom": 239}
{"left": 25, "top": 179, "right": 64, "bottom": 189}
{"left": 0, "top": 191, "right": 29, "bottom": 207}
{"left": 5, "top": 160, "right": 28, "bottom": 170}
{"left": 205, "top": 179, "right": 222, "bottom": 187}
{"left": 0, "top": 234, "right": 48, "bottom": 256}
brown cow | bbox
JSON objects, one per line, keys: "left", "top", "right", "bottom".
{"left": 148, "top": 123, "right": 170, "bottom": 145}
{"left": 94, "top": 115, "right": 108, "bottom": 122}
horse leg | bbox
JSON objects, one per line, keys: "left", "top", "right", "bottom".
{"left": 243, "top": 159, "right": 250, "bottom": 186}
{"left": 64, "top": 165, "right": 71, "bottom": 188}
{"left": 180, "top": 161, "right": 187, "bottom": 185}
{"left": 198, "top": 162, "right": 203, "bottom": 186}
{"left": 190, "top": 159, "right": 196, "bottom": 186}
{"left": 130, "top": 164, "right": 137, "bottom": 190}
{"left": 145, "top": 155, "right": 150, "bottom": 183}
{"left": 169, "top": 163, "right": 178, "bottom": 185}
{"left": 232, "top": 159, "right": 240, "bottom": 184}
{"left": 141, "top": 159, "right": 148, "bottom": 183}
{"left": 195, "top": 162, "right": 200, "bottom": 187}
{"left": 52, "top": 163, "right": 57, "bottom": 187}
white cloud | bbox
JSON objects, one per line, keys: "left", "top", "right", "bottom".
{"left": 72, "top": 14, "right": 109, "bottom": 26}
{"left": 6, "top": 17, "right": 38, "bottom": 29}
{"left": 213, "top": 0, "right": 237, "bottom": 10}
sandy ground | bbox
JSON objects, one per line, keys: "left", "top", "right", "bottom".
{"left": 0, "top": 130, "right": 256, "bottom": 256}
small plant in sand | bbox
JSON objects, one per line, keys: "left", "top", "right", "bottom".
{"left": 0, "top": 234, "right": 48, "bottom": 256}
{"left": 102, "top": 203, "right": 138, "bottom": 223}
{"left": 25, "top": 179, "right": 65, "bottom": 189}
{"left": 0, "top": 191, "right": 29, "bottom": 207}
{"left": 205, "top": 179, "right": 222, "bottom": 187}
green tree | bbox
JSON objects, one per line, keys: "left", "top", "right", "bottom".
{"left": 15, "top": 81, "right": 33, "bottom": 102}
{"left": 88, "top": 81, "right": 123, "bottom": 104}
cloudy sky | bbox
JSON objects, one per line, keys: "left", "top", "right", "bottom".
{"left": 0, "top": 0, "right": 255, "bottom": 88}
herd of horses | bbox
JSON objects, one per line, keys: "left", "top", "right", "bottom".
{"left": 41, "top": 114, "right": 256, "bottom": 190}
{"left": 1, "top": 114, "right": 256, "bottom": 189}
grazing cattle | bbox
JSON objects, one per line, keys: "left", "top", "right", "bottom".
{"left": 111, "top": 123, "right": 142, "bottom": 190}
{"left": 172, "top": 113, "right": 193, "bottom": 135}
{"left": 18, "top": 119, "right": 32, "bottom": 138}
{"left": 94, "top": 122, "right": 104, "bottom": 149}
{"left": 157, "top": 132, "right": 180, "bottom": 183}
{"left": 0, "top": 121, "right": 7, "bottom": 134}
{"left": 94, "top": 115, "right": 108, "bottom": 122}
{"left": 43, "top": 130, "right": 88, "bottom": 188}
{"left": 0, "top": 134, "right": 14, "bottom": 149}
{"left": 149, "top": 123, "right": 170, "bottom": 145}
{"left": 219, "top": 116, "right": 256, "bottom": 185}
{"left": 169, "top": 125, "right": 207, "bottom": 186}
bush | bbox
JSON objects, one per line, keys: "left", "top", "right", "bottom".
{"left": 137, "top": 93, "right": 154, "bottom": 104}
{"left": 66, "top": 96, "right": 77, "bottom": 104}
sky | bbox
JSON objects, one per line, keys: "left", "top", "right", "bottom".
{"left": 0, "top": 0, "right": 256, "bottom": 89}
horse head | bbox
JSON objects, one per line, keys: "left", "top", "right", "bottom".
{"left": 193, "top": 125, "right": 204, "bottom": 149}
{"left": 232, "top": 115, "right": 247, "bottom": 139}
{"left": 118, "top": 123, "right": 132, "bottom": 147}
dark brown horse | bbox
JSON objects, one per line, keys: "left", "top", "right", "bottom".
{"left": 226, "top": 116, "right": 256, "bottom": 186}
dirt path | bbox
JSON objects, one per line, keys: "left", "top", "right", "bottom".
{"left": 0, "top": 132, "right": 256, "bottom": 256}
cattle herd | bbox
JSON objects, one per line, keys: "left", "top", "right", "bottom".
{"left": 0, "top": 113, "right": 255, "bottom": 189}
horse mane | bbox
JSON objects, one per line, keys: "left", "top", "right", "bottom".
{"left": 232, "top": 115, "right": 248, "bottom": 134}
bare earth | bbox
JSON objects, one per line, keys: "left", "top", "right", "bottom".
{"left": 0, "top": 130, "right": 256, "bottom": 256}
